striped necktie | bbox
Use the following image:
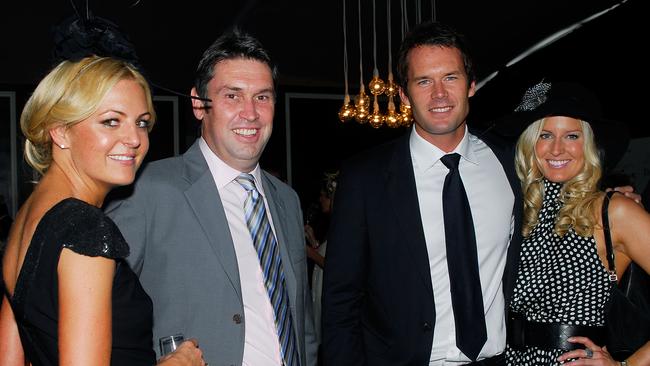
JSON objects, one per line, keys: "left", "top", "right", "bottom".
{"left": 235, "top": 173, "right": 300, "bottom": 366}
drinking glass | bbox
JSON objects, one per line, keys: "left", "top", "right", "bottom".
{"left": 159, "top": 333, "right": 185, "bottom": 356}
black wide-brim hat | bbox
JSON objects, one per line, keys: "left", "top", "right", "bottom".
{"left": 492, "top": 81, "right": 630, "bottom": 172}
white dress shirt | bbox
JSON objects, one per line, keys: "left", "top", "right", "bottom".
{"left": 199, "top": 138, "right": 283, "bottom": 366}
{"left": 409, "top": 126, "right": 514, "bottom": 365}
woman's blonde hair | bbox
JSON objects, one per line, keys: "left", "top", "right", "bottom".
{"left": 20, "top": 55, "right": 156, "bottom": 175}
{"left": 515, "top": 118, "right": 603, "bottom": 237}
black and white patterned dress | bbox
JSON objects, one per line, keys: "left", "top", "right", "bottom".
{"left": 506, "top": 180, "right": 610, "bottom": 365}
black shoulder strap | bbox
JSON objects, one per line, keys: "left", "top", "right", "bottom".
{"left": 602, "top": 190, "right": 617, "bottom": 281}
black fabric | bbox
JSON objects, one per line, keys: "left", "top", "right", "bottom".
{"left": 602, "top": 191, "right": 650, "bottom": 361}
{"left": 619, "top": 263, "right": 650, "bottom": 321}
{"left": 3, "top": 198, "right": 155, "bottom": 365}
{"left": 507, "top": 311, "right": 605, "bottom": 351}
{"left": 441, "top": 153, "right": 487, "bottom": 361}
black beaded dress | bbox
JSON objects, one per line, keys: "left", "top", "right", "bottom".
{"left": 506, "top": 180, "right": 610, "bottom": 365}
{"left": 2, "top": 198, "right": 155, "bottom": 365}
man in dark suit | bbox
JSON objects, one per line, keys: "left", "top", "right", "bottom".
{"left": 106, "top": 30, "right": 317, "bottom": 366}
{"left": 321, "top": 21, "right": 523, "bottom": 366}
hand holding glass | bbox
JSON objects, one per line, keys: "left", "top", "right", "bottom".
{"left": 159, "top": 333, "right": 185, "bottom": 356}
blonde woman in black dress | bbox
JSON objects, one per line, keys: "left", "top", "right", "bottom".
{"left": 0, "top": 56, "right": 205, "bottom": 366}
{"left": 506, "top": 82, "right": 650, "bottom": 366}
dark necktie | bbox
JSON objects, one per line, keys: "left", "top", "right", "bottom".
{"left": 236, "top": 173, "right": 300, "bottom": 366}
{"left": 440, "top": 153, "right": 487, "bottom": 361}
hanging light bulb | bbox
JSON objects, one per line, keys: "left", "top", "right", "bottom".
{"left": 385, "top": 97, "right": 400, "bottom": 128}
{"left": 353, "top": 0, "right": 369, "bottom": 124}
{"left": 384, "top": 72, "right": 399, "bottom": 128}
{"left": 339, "top": 94, "right": 356, "bottom": 122}
{"left": 368, "top": 97, "right": 384, "bottom": 128}
{"left": 338, "top": 0, "right": 355, "bottom": 123}
{"left": 354, "top": 84, "right": 370, "bottom": 123}
{"left": 384, "top": 78, "right": 398, "bottom": 97}
{"left": 384, "top": 0, "right": 397, "bottom": 102}
{"left": 384, "top": 72, "right": 398, "bottom": 99}
{"left": 355, "top": 85, "right": 371, "bottom": 109}
{"left": 369, "top": 69, "right": 385, "bottom": 96}
{"left": 367, "top": 0, "right": 385, "bottom": 128}
{"left": 396, "top": 0, "right": 414, "bottom": 128}
{"left": 400, "top": 103, "right": 413, "bottom": 127}
{"left": 382, "top": 0, "right": 400, "bottom": 128}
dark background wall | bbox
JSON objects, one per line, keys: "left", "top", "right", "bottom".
{"left": 1, "top": 0, "right": 647, "bottom": 216}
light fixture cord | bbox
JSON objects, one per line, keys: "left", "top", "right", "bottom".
{"left": 358, "top": 0, "right": 364, "bottom": 86}
{"left": 372, "top": 0, "right": 378, "bottom": 75}
{"left": 416, "top": 0, "right": 421, "bottom": 24}
{"left": 432, "top": 0, "right": 436, "bottom": 21}
{"left": 387, "top": 0, "right": 392, "bottom": 74}
{"left": 401, "top": 0, "right": 409, "bottom": 37}
{"left": 343, "top": 0, "right": 349, "bottom": 96}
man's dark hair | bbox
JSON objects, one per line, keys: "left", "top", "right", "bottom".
{"left": 194, "top": 28, "right": 278, "bottom": 100}
{"left": 396, "top": 21, "right": 475, "bottom": 92}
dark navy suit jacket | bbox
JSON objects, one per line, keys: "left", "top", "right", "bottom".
{"left": 322, "top": 128, "right": 523, "bottom": 366}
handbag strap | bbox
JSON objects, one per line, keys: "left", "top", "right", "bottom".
{"left": 602, "top": 190, "right": 618, "bottom": 282}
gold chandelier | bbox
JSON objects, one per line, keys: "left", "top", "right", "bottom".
{"left": 339, "top": 0, "right": 426, "bottom": 128}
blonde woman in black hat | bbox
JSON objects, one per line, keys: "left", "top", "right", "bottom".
{"left": 505, "top": 82, "right": 650, "bottom": 366}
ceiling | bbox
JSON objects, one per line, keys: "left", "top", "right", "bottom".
{"left": 0, "top": 0, "right": 644, "bottom": 132}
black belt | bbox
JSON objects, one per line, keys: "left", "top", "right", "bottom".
{"left": 464, "top": 353, "right": 505, "bottom": 366}
{"left": 507, "top": 311, "right": 606, "bottom": 351}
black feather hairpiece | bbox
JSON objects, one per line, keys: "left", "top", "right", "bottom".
{"left": 51, "top": 11, "right": 211, "bottom": 102}
{"left": 52, "top": 14, "right": 141, "bottom": 71}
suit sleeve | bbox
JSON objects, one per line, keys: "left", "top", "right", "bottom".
{"left": 104, "top": 174, "right": 150, "bottom": 276}
{"left": 321, "top": 163, "right": 368, "bottom": 366}
{"left": 303, "top": 299, "right": 318, "bottom": 366}
{"left": 297, "top": 200, "right": 319, "bottom": 366}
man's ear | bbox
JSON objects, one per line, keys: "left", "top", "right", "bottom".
{"left": 191, "top": 87, "right": 206, "bottom": 120}
{"left": 398, "top": 86, "right": 410, "bottom": 107}
{"left": 49, "top": 125, "right": 68, "bottom": 149}
{"left": 468, "top": 80, "right": 476, "bottom": 98}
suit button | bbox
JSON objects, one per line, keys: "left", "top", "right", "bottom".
{"left": 233, "top": 314, "right": 242, "bottom": 324}
{"left": 423, "top": 322, "right": 432, "bottom": 331}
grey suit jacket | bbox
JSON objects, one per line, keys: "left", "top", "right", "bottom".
{"left": 106, "top": 141, "right": 317, "bottom": 366}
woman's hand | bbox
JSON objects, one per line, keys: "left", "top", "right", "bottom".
{"left": 557, "top": 336, "right": 618, "bottom": 365}
{"left": 304, "top": 223, "right": 325, "bottom": 267}
{"left": 304, "top": 224, "right": 319, "bottom": 248}
{"left": 157, "top": 339, "right": 206, "bottom": 366}
{"left": 608, "top": 186, "right": 643, "bottom": 207}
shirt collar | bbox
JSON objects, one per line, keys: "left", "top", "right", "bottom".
{"left": 409, "top": 124, "right": 478, "bottom": 172}
{"left": 198, "top": 137, "right": 265, "bottom": 195}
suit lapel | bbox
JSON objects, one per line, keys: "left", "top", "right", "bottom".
{"left": 386, "top": 134, "right": 434, "bottom": 296}
{"left": 182, "top": 142, "right": 242, "bottom": 300}
{"left": 261, "top": 173, "right": 299, "bottom": 308}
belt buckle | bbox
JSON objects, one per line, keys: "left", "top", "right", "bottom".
{"left": 507, "top": 312, "right": 526, "bottom": 349}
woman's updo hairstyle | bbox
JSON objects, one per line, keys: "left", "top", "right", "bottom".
{"left": 20, "top": 56, "right": 154, "bottom": 175}
{"left": 21, "top": 15, "right": 154, "bottom": 175}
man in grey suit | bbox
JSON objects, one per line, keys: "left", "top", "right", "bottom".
{"left": 106, "top": 30, "right": 317, "bottom": 366}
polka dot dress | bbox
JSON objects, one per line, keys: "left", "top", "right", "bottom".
{"left": 506, "top": 180, "right": 611, "bottom": 365}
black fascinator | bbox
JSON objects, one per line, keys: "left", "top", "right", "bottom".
{"left": 50, "top": 9, "right": 209, "bottom": 102}
{"left": 493, "top": 80, "right": 630, "bottom": 172}
{"left": 52, "top": 14, "right": 142, "bottom": 71}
